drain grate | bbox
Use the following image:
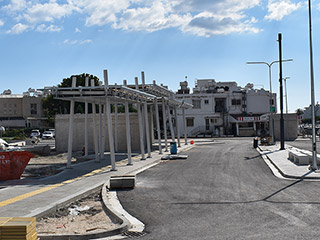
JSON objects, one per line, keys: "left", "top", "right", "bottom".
{"left": 122, "top": 231, "right": 147, "bottom": 238}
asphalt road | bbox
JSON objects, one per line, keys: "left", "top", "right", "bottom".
{"left": 287, "top": 137, "right": 320, "bottom": 152}
{"left": 118, "top": 138, "right": 320, "bottom": 240}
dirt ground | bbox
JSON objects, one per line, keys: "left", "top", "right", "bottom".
{"left": 23, "top": 151, "right": 86, "bottom": 178}
{"left": 37, "top": 192, "right": 120, "bottom": 236}
{"left": 22, "top": 151, "right": 121, "bottom": 236}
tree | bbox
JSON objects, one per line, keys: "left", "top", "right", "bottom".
{"left": 42, "top": 73, "right": 100, "bottom": 126}
{"left": 296, "top": 108, "right": 304, "bottom": 116}
{"left": 58, "top": 73, "right": 100, "bottom": 87}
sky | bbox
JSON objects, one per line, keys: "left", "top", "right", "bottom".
{"left": 0, "top": 0, "right": 320, "bottom": 113}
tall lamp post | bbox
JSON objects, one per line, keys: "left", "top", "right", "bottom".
{"left": 308, "top": 0, "right": 317, "bottom": 170}
{"left": 247, "top": 59, "right": 293, "bottom": 144}
{"left": 283, "top": 77, "right": 290, "bottom": 141}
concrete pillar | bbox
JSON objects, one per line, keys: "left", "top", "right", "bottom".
{"left": 125, "top": 102, "right": 132, "bottom": 165}
{"left": 155, "top": 99, "right": 162, "bottom": 154}
{"left": 162, "top": 98, "right": 168, "bottom": 152}
{"left": 253, "top": 122, "right": 257, "bottom": 132}
{"left": 114, "top": 103, "right": 118, "bottom": 152}
{"left": 84, "top": 76, "right": 89, "bottom": 156}
{"left": 182, "top": 108, "right": 187, "bottom": 145}
{"left": 99, "top": 104, "right": 103, "bottom": 160}
{"left": 167, "top": 105, "right": 175, "bottom": 142}
{"left": 92, "top": 103, "right": 99, "bottom": 162}
{"left": 144, "top": 102, "right": 151, "bottom": 158}
{"left": 135, "top": 77, "right": 146, "bottom": 160}
{"left": 101, "top": 104, "right": 106, "bottom": 159}
{"left": 67, "top": 99, "right": 75, "bottom": 168}
{"left": 236, "top": 122, "right": 239, "bottom": 136}
{"left": 150, "top": 104, "right": 154, "bottom": 143}
{"left": 174, "top": 107, "right": 181, "bottom": 147}
{"left": 123, "top": 80, "right": 132, "bottom": 165}
{"left": 104, "top": 69, "right": 116, "bottom": 170}
{"left": 106, "top": 99, "right": 116, "bottom": 170}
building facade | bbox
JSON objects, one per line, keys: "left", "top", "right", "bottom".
{"left": 175, "top": 79, "right": 277, "bottom": 137}
{"left": 0, "top": 89, "right": 46, "bottom": 128}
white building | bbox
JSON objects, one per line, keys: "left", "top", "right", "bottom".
{"left": 175, "top": 79, "right": 277, "bottom": 137}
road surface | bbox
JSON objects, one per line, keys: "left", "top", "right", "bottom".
{"left": 118, "top": 138, "right": 320, "bottom": 239}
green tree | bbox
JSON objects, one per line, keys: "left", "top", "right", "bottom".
{"left": 42, "top": 73, "right": 99, "bottom": 126}
{"left": 59, "top": 73, "right": 100, "bottom": 87}
{"left": 296, "top": 108, "right": 304, "bottom": 116}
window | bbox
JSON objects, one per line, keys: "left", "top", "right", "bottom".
{"left": 192, "top": 99, "right": 201, "bottom": 109}
{"left": 204, "top": 99, "right": 209, "bottom": 104}
{"left": 232, "top": 99, "right": 241, "bottom": 105}
{"left": 30, "top": 103, "right": 37, "bottom": 115}
{"left": 186, "top": 118, "right": 194, "bottom": 127}
{"left": 270, "top": 99, "right": 274, "bottom": 105}
{"left": 210, "top": 118, "right": 218, "bottom": 124}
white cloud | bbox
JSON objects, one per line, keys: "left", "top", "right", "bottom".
{"left": 24, "top": 2, "right": 77, "bottom": 23}
{"left": 0, "top": 19, "right": 4, "bottom": 27}
{"left": 2, "top": 0, "right": 27, "bottom": 12}
{"left": 80, "top": 39, "right": 92, "bottom": 44}
{"left": 36, "top": 24, "right": 62, "bottom": 32}
{"left": 73, "top": 0, "right": 131, "bottom": 26}
{"left": 63, "top": 39, "right": 92, "bottom": 45}
{"left": 0, "top": 0, "right": 282, "bottom": 36}
{"left": 113, "top": 2, "right": 187, "bottom": 32}
{"left": 182, "top": 12, "right": 260, "bottom": 36}
{"left": 6, "top": 22, "right": 29, "bottom": 34}
{"left": 265, "top": 0, "right": 302, "bottom": 21}
{"left": 111, "top": 0, "right": 262, "bottom": 36}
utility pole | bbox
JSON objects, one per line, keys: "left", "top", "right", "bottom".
{"left": 278, "top": 33, "right": 285, "bottom": 150}
{"left": 284, "top": 77, "right": 290, "bottom": 140}
{"left": 308, "top": 0, "right": 317, "bottom": 170}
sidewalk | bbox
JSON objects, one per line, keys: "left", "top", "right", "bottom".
{"left": 0, "top": 142, "right": 193, "bottom": 219}
{"left": 258, "top": 143, "right": 320, "bottom": 180}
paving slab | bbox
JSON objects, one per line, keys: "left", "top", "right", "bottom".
{"left": 0, "top": 143, "right": 194, "bottom": 218}
{"left": 258, "top": 143, "right": 320, "bottom": 179}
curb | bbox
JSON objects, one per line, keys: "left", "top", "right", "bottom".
{"left": 37, "top": 143, "right": 195, "bottom": 239}
{"left": 257, "top": 145, "right": 320, "bottom": 180}
{"left": 37, "top": 181, "right": 130, "bottom": 240}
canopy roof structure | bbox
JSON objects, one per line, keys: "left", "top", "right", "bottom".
{"left": 47, "top": 78, "right": 192, "bottom": 108}
{"left": 44, "top": 70, "right": 192, "bottom": 171}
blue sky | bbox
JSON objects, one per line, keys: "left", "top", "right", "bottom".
{"left": 0, "top": 0, "right": 319, "bottom": 113}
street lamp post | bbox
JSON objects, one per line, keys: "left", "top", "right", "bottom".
{"left": 308, "top": 0, "right": 317, "bottom": 170}
{"left": 247, "top": 59, "right": 293, "bottom": 144}
{"left": 283, "top": 77, "right": 290, "bottom": 140}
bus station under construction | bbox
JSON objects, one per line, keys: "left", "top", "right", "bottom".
{"left": 51, "top": 69, "right": 192, "bottom": 170}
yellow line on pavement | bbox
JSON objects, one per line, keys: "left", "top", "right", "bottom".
{"left": 0, "top": 183, "right": 63, "bottom": 207}
{"left": 0, "top": 164, "right": 113, "bottom": 208}
{"left": 0, "top": 154, "right": 146, "bottom": 208}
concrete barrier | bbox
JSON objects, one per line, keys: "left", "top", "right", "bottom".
{"left": 109, "top": 175, "right": 136, "bottom": 190}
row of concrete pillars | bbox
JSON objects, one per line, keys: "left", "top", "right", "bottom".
{"left": 67, "top": 70, "right": 188, "bottom": 171}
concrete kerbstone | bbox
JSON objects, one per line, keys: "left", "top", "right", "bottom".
{"left": 38, "top": 182, "right": 130, "bottom": 240}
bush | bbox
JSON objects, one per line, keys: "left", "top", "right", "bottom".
{"left": 2, "top": 129, "right": 27, "bottom": 140}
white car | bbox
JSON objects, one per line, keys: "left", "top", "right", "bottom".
{"left": 49, "top": 129, "right": 55, "bottom": 138}
{"left": 42, "top": 131, "right": 54, "bottom": 140}
{"left": 30, "top": 130, "right": 41, "bottom": 138}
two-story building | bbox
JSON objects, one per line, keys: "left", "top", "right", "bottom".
{"left": 0, "top": 89, "right": 47, "bottom": 128}
{"left": 175, "top": 79, "right": 277, "bottom": 137}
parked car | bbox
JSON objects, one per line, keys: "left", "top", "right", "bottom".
{"left": 49, "top": 129, "right": 55, "bottom": 138}
{"left": 30, "top": 130, "right": 41, "bottom": 138}
{"left": 42, "top": 131, "right": 54, "bottom": 140}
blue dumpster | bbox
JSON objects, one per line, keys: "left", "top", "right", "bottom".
{"left": 170, "top": 141, "right": 177, "bottom": 154}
